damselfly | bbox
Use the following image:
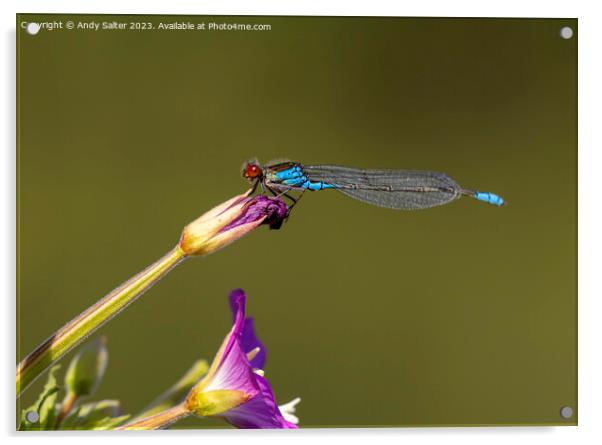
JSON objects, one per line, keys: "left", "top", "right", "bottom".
{"left": 242, "top": 160, "right": 505, "bottom": 211}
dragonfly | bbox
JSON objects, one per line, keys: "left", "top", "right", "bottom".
{"left": 242, "top": 159, "right": 505, "bottom": 211}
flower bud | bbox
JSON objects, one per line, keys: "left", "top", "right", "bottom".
{"left": 64, "top": 336, "right": 108, "bottom": 398}
{"left": 179, "top": 193, "right": 289, "bottom": 256}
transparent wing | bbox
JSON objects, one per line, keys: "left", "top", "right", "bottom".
{"left": 302, "top": 164, "right": 462, "bottom": 210}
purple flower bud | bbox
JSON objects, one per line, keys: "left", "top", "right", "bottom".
{"left": 179, "top": 192, "right": 289, "bottom": 256}
{"left": 220, "top": 195, "right": 289, "bottom": 232}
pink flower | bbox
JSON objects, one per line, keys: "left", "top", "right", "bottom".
{"left": 185, "top": 290, "right": 298, "bottom": 429}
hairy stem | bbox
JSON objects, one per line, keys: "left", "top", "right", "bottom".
{"left": 16, "top": 246, "right": 187, "bottom": 397}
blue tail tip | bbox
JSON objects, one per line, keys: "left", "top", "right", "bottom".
{"left": 474, "top": 191, "right": 505, "bottom": 207}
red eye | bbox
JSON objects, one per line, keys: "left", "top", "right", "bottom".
{"left": 245, "top": 163, "right": 262, "bottom": 179}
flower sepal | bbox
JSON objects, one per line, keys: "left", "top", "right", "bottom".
{"left": 185, "top": 389, "right": 250, "bottom": 417}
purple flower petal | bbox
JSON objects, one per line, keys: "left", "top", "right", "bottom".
{"left": 229, "top": 289, "right": 267, "bottom": 369}
{"left": 255, "top": 195, "right": 289, "bottom": 230}
{"left": 189, "top": 289, "right": 298, "bottom": 429}
{"left": 201, "top": 341, "right": 259, "bottom": 397}
{"left": 202, "top": 293, "right": 259, "bottom": 396}
{"left": 241, "top": 318, "right": 267, "bottom": 369}
{"left": 228, "top": 289, "right": 247, "bottom": 338}
{"left": 220, "top": 196, "right": 289, "bottom": 233}
{"left": 219, "top": 374, "right": 297, "bottom": 429}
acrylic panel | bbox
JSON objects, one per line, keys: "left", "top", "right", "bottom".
{"left": 16, "top": 14, "right": 577, "bottom": 429}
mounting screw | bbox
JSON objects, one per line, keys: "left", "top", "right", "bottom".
{"left": 25, "top": 410, "right": 39, "bottom": 423}
{"left": 560, "top": 27, "right": 574, "bottom": 40}
{"left": 560, "top": 406, "right": 573, "bottom": 419}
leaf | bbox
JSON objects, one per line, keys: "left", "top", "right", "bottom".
{"left": 19, "top": 365, "right": 61, "bottom": 430}
{"left": 60, "top": 399, "right": 129, "bottom": 430}
{"left": 64, "top": 336, "right": 108, "bottom": 398}
{"left": 87, "top": 414, "right": 131, "bottom": 430}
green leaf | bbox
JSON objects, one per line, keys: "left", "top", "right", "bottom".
{"left": 88, "top": 415, "right": 131, "bottom": 430}
{"left": 19, "top": 365, "right": 61, "bottom": 430}
{"left": 60, "top": 400, "right": 130, "bottom": 430}
{"left": 64, "top": 336, "right": 108, "bottom": 398}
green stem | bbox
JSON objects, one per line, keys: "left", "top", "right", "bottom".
{"left": 118, "top": 403, "right": 190, "bottom": 430}
{"left": 55, "top": 391, "right": 78, "bottom": 429}
{"left": 16, "top": 245, "right": 187, "bottom": 397}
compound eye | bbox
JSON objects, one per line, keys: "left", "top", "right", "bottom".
{"left": 245, "top": 164, "right": 261, "bottom": 178}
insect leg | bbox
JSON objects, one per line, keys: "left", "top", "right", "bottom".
{"left": 248, "top": 178, "right": 261, "bottom": 195}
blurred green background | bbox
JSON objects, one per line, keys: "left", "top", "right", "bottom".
{"left": 17, "top": 15, "right": 577, "bottom": 427}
